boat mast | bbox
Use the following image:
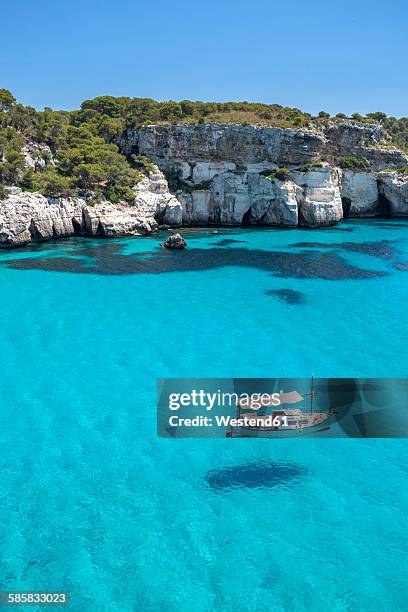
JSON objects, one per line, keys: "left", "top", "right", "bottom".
{"left": 310, "top": 374, "right": 314, "bottom": 414}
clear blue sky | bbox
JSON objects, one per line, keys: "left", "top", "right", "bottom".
{"left": 2, "top": 0, "right": 407, "bottom": 117}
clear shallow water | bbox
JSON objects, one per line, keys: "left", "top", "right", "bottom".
{"left": 0, "top": 220, "right": 408, "bottom": 611}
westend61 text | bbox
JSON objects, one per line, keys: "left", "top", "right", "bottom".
{"left": 168, "top": 415, "right": 289, "bottom": 428}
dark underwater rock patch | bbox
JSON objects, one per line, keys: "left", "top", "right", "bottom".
{"left": 292, "top": 240, "right": 396, "bottom": 260}
{"left": 265, "top": 289, "right": 305, "bottom": 304}
{"left": 210, "top": 238, "right": 246, "bottom": 246}
{"left": 369, "top": 222, "right": 408, "bottom": 229}
{"left": 3, "top": 245, "right": 386, "bottom": 280}
{"left": 205, "top": 461, "right": 307, "bottom": 491}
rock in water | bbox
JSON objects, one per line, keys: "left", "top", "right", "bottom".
{"left": 160, "top": 233, "right": 187, "bottom": 249}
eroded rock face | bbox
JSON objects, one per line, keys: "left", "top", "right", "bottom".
{"left": 178, "top": 172, "right": 300, "bottom": 227}
{"left": 120, "top": 124, "right": 326, "bottom": 168}
{"left": 0, "top": 166, "right": 181, "bottom": 247}
{"left": 323, "top": 123, "right": 407, "bottom": 171}
{"left": 178, "top": 190, "right": 212, "bottom": 226}
{"left": 133, "top": 166, "right": 182, "bottom": 226}
{"left": 117, "top": 122, "right": 408, "bottom": 228}
{"left": 175, "top": 166, "right": 342, "bottom": 227}
{"left": 340, "top": 170, "right": 380, "bottom": 217}
{"left": 378, "top": 172, "right": 408, "bottom": 216}
{"left": 82, "top": 202, "right": 157, "bottom": 237}
{"left": 0, "top": 188, "right": 84, "bottom": 246}
{"left": 293, "top": 167, "right": 343, "bottom": 227}
{"left": 119, "top": 122, "right": 408, "bottom": 171}
{"left": 0, "top": 188, "right": 153, "bottom": 247}
{"left": 245, "top": 175, "right": 299, "bottom": 227}
{"left": 211, "top": 172, "right": 250, "bottom": 224}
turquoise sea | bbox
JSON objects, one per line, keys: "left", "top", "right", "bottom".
{"left": 1, "top": 220, "right": 408, "bottom": 611}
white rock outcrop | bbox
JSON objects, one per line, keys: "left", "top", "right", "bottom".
{"left": 178, "top": 190, "right": 211, "bottom": 226}
{"left": 192, "top": 161, "right": 236, "bottom": 183}
{"left": 132, "top": 166, "right": 182, "bottom": 226}
{"left": 0, "top": 166, "right": 181, "bottom": 247}
{"left": 21, "top": 143, "right": 55, "bottom": 170}
{"left": 340, "top": 170, "right": 379, "bottom": 216}
{"left": 176, "top": 166, "right": 343, "bottom": 227}
{"left": 0, "top": 188, "right": 153, "bottom": 246}
{"left": 292, "top": 166, "right": 343, "bottom": 227}
{"left": 246, "top": 174, "right": 299, "bottom": 227}
{"left": 119, "top": 123, "right": 408, "bottom": 228}
{"left": 176, "top": 165, "right": 343, "bottom": 227}
{"left": 211, "top": 172, "right": 250, "bottom": 224}
{"left": 0, "top": 188, "right": 84, "bottom": 245}
{"left": 82, "top": 201, "right": 157, "bottom": 237}
{"left": 378, "top": 172, "right": 408, "bottom": 216}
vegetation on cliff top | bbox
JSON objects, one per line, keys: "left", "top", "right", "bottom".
{"left": 79, "top": 96, "right": 407, "bottom": 152}
{"left": 0, "top": 90, "right": 143, "bottom": 202}
{"left": 0, "top": 88, "right": 407, "bottom": 201}
{"left": 339, "top": 156, "right": 371, "bottom": 172}
{"left": 261, "top": 167, "right": 293, "bottom": 181}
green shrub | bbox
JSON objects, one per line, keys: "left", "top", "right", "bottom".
{"left": 131, "top": 155, "right": 156, "bottom": 174}
{"left": 261, "top": 167, "right": 293, "bottom": 181}
{"left": 85, "top": 196, "right": 102, "bottom": 207}
{"left": 339, "top": 156, "right": 370, "bottom": 171}
{"left": 382, "top": 167, "right": 408, "bottom": 174}
{"left": 106, "top": 180, "right": 137, "bottom": 204}
{"left": 298, "top": 162, "right": 324, "bottom": 172}
{"left": 0, "top": 183, "right": 8, "bottom": 199}
{"left": 0, "top": 127, "right": 25, "bottom": 185}
{"left": 31, "top": 167, "right": 74, "bottom": 197}
{"left": 0, "top": 88, "right": 16, "bottom": 111}
{"left": 366, "top": 112, "right": 387, "bottom": 123}
{"left": 166, "top": 174, "right": 212, "bottom": 193}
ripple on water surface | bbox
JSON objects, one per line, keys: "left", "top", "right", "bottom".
{"left": 0, "top": 221, "right": 407, "bottom": 610}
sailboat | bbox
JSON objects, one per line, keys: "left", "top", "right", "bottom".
{"left": 226, "top": 376, "right": 331, "bottom": 437}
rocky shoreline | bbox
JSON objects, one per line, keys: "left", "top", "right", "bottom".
{"left": 1, "top": 121, "right": 408, "bottom": 247}
{"left": 0, "top": 167, "right": 182, "bottom": 247}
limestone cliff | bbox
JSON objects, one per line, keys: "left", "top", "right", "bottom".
{"left": 119, "top": 122, "right": 407, "bottom": 171}
{"left": 115, "top": 121, "right": 408, "bottom": 227}
{"left": 0, "top": 166, "right": 181, "bottom": 247}
{"left": 118, "top": 122, "right": 408, "bottom": 228}
{"left": 378, "top": 172, "right": 408, "bottom": 216}
{"left": 2, "top": 121, "right": 408, "bottom": 246}
{"left": 340, "top": 171, "right": 380, "bottom": 217}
